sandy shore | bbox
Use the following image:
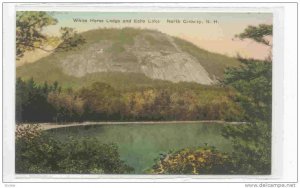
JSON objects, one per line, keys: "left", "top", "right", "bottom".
{"left": 17, "top": 120, "right": 246, "bottom": 131}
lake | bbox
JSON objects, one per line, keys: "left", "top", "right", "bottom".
{"left": 47, "top": 122, "right": 233, "bottom": 174}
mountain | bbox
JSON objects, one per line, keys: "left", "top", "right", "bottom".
{"left": 16, "top": 28, "right": 241, "bottom": 89}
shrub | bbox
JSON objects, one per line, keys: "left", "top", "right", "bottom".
{"left": 149, "top": 145, "right": 234, "bottom": 174}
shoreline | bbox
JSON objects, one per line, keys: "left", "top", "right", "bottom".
{"left": 17, "top": 120, "right": 247, "bottom": 130}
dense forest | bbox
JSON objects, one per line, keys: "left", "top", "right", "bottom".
{"left": 16, "top": 77, "right": 244, "bottom": 123}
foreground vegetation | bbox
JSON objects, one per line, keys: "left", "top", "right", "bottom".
{"left": 16, "top": 124, "right": 133, "bottom": 174}
{"left": 149, "top": 145, "right": 234, "bottom": 174}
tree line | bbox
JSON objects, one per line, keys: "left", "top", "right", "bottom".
{"left": 16, "top": 77, "right": 244, "bottom": 123}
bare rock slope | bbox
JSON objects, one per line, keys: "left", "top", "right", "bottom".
{"left": 59, "top": 30, "right": 214, "bottom": 85}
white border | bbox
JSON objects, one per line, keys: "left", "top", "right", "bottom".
{"left": 2, "top": 2, "right": 296, "bottom": 184}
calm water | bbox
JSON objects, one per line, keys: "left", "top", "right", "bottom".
{"left": 47, "top": 123, "right": 233, "bottom": 173}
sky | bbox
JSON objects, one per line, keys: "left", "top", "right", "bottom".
{"left": 17, "top": 12, "right": 273, "bottom": 66}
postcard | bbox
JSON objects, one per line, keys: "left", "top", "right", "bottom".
{"left": 13, "top": 10, "right": 274, "bottom": 176}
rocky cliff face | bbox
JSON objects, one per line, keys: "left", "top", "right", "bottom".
{"left": 58, "top": 30, "right": 214, "bottom": 85}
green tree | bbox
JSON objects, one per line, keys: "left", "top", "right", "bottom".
{"left": 16, "top": 78, "right": 56, "bottom": 122}
{"left": 223, "top": 58, "right": 272, "bottom": 122}
{"left": 16, "top": 11, "right": 85, "bottom": 59}
{"left": 235, "top": 24, "right": 272, "bottom": 46}
{"left": 222, "top": 24, "right": 272, "bottom": 174}
{"left": 222, "top": 59, "right": 272, "bottom": 173}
